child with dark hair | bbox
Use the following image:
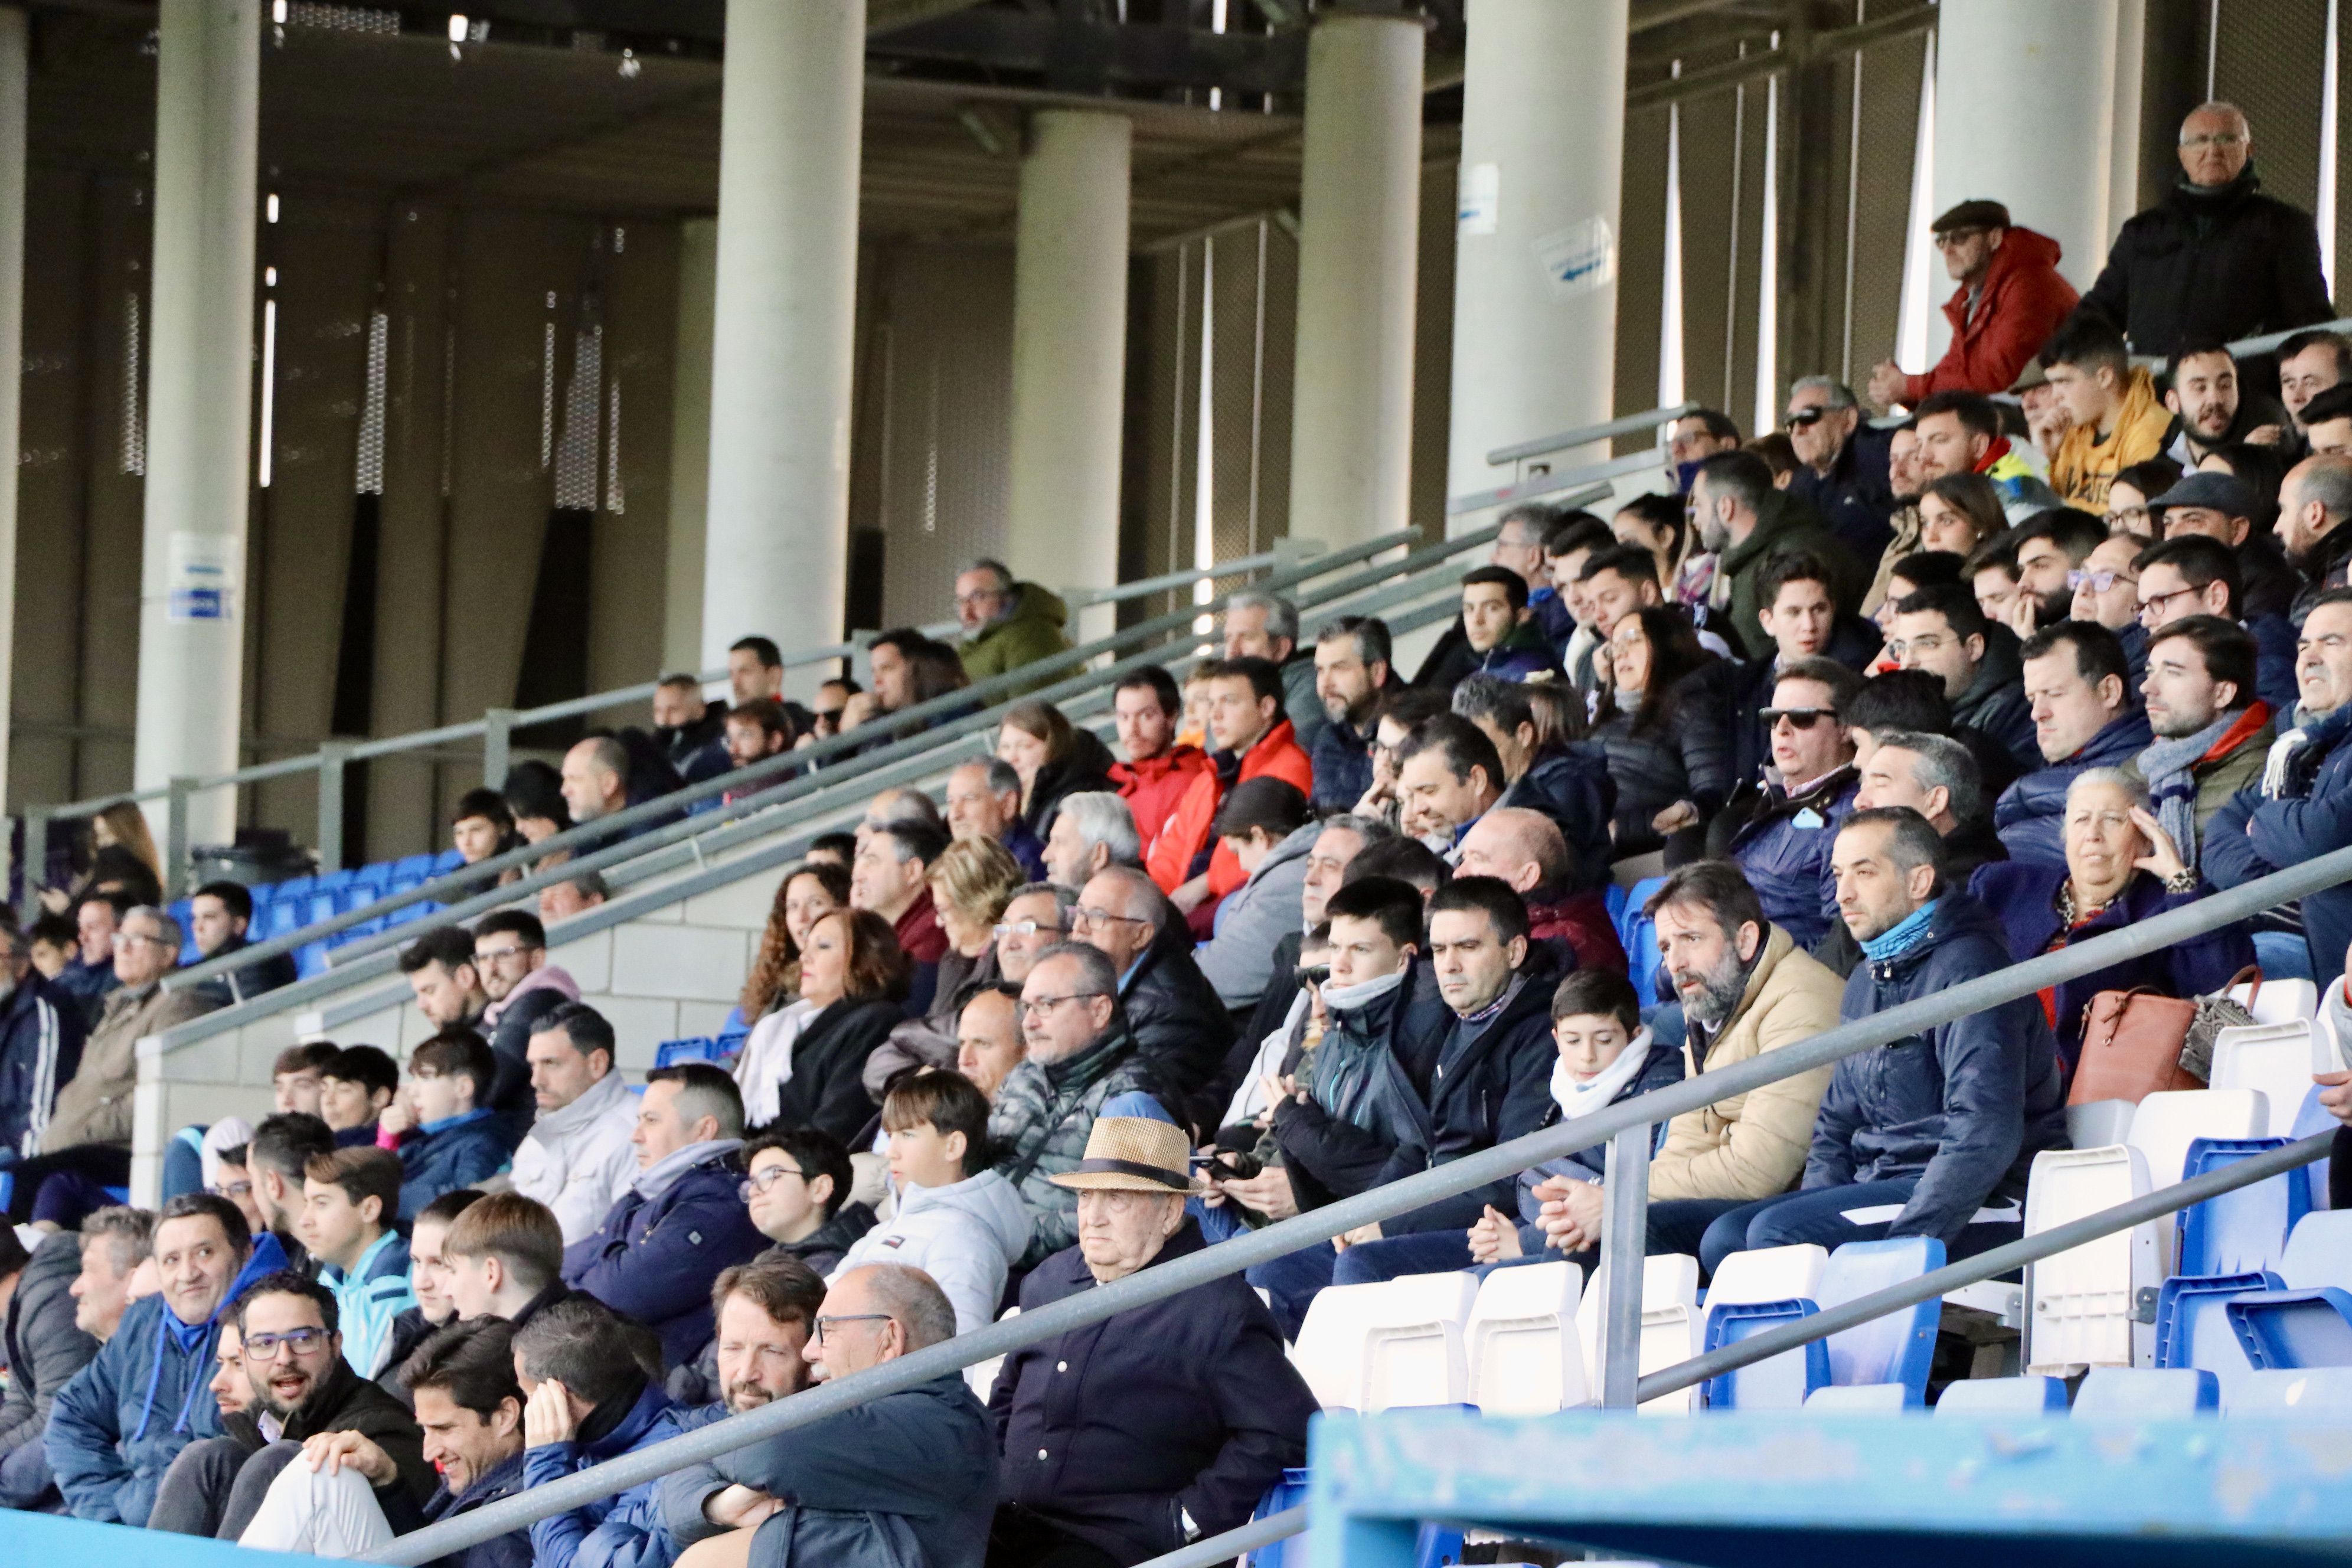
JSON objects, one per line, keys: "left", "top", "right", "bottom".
{"left": 384, "top": 1030, "right": 508, "bottom": 1221}
{"left": 318, "top": 1044, "right": 401, "bottom": 1148}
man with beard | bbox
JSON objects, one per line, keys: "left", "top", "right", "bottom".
{"left": 148, "top": 1271, "right": 432, "bottom": 1541}
{"left": 2151, "top": 470, "right": 2301, "bottom": 620}
{"left": 2280, "top": 454, "right": 2352, "bottom": 619}
{"left": 1308, "top": 616, "right": 1397, "bottom": 810}
{"left": 2160, "top": 342, "right": 2288, "bottom": 467}
{"left": 1518, "top": 861, "right": 1844, "bottom": 1262}
{"left": 2005, "top": 509, "right": 2107, "bottom": 635}
{"left": 2130, "top": 616, "right": 2274, "bottom": 862}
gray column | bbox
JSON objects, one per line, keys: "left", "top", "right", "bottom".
{"left": 701, "top": 0, "right": 865, "bottom": 680}
{"left": 134, "top": 0, "right": 259, "bottom": 851}
{"left": 1287, "top": 9, "right": 1424, "bottom": 552}
{"left": 665, "top": 217, "right": 716, "bottom": 677}
{"left": 1004, "top": 110, "right": 1131, "bottom": 632}
{"left": 0, "top": 10, "right": 24, "bottom": 815}
{"left": 1443, "top": 0, "right": 1628, "bottom": 530}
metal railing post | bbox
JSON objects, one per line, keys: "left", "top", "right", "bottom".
{"left": 1599, "top": 1120, "right": 1652, "bottom": 1409}
{"left": 481, "top": 710, "right": 515, "bottom": 789}
{"left": 316, "top": 741, "right": 353, "bottom": 874}
{"left": 18, "top": 808, "right": 45, "bottom": 925}
{"left": 164, "top": 777, "right": 193, "bottom": 899}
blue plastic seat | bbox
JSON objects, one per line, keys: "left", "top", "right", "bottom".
{"left": 2072, "top": 1366, "right": 2219, "bottom": 1418}
{"left": 1247, "top": 1470, "right": 1461, "bottom": 1568}
{"left": 1603, "top": 883, "right": 1628, "bottom": 929}
{"left": 654, "top": 1037, "right": 723, "bottom": 1069}
{"left": 295, "top": 942, "right": 331, "bottom": 979}
{"left": 354, "top": 863, "right": 393, "bottom": 895}
{"left": 305, "top": 893, "right": 339, "bottom": 929}
{"left": 1933, "top": 1376, "right": 2069, "bottom": 1417}
{"left": 2227, "top": 1288, "right": 2352, "bottom": 1369}
{"left": 2154, "top": 1271, "right": 2276, "bottom": 1399}
{"left": 257, "top": 900, "right": 304, "bottom": 942}
{"left": 1701, "top": 1300, "right": 1830, "bottom": 1410}
{"left": 1618, "top": 876, "right": 1665, "bottom": 946}
{"left": 394, "top": 852, "right": 436, "bottom": 881}
{"left": 2179, "top": 1136, "right": 2305, "bottom": 1278}
{"left": 433, "top": 848, "right": 465, "bottom": 874}
{"left": 317, "top": 867, "right": 356, "bottom": 891}
{"left": 2227, "top": 1367, "right": 2352, "bottom": 1418}
{"left": 1819, "top": 1237, "right": 1943, "bottom": 1404}
{"left": 274, "top": 874, "right": 316, "bottom": 901}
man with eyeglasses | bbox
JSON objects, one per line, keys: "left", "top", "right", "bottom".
{"left": 2148, "top": 469, "right": 2301, "bottom": 621}
{"left": 1868, "top": 200, "right": 2077, "bottom": 411}
{"left": 2067, "top": 533, "right": 2150, "bottom": 691}
{"left": 148, "top": 1270, "right": 431, "bottom": 1543}
{"left": 2132, "top": 533, "right": 2298, "bottom": 710}
{"left": 1072, "top": 867, "right": 1231, "bottom": 1119}
{"left": 1785, "top": 377, "right": 1896, "bottom": 562}
{"left": 993, "top": 883, "right": 1075, "bottom": 986}
{"left": 988, "top": 942, "right": 1166, "bottom": 1266}
{"left": 8, "top": 906, "right": 219, "bottom": 1227}
{"left": 2075, "top": 101, "right": 2330, "bottom": 357}
{"left": 1706, "top": 659, "right": 1863, "bottom": 949}
{"left": 664, "top": 1264, "right": 995, "bottom": 1568}
{"left": 955, "top": 556, "right": 1072, "bottom": 696}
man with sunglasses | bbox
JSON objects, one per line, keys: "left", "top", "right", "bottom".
{"left": 1867, "top": 200, "right": 2077, "bottom": 410}
{"left": 1706, "top": 659, "right": 1863, "bottom": 949}
{"left": 149, "top": 1270, "right": 431, "bottom": 1542}
{"left": 1785, "top": 377, "right": 1896, "bottom": 563}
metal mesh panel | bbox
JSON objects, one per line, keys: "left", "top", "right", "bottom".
{"left": 1844, "top": 29, "right": 1927, "bottom": 386}
{"left": 552, "top": 317, "right": 602, "bottom": 512}
{"left": 354, "top": 308, "right": 387, "bottom": 495}
{"left": 1615, "top": 103, "right": 1671, "bottom": 447}
{"left": 2213, "top": 0, "right": 2327, "bottom": 217}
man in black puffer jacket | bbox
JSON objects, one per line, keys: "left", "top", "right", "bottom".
{"left": 1699, "top": 808, "right": 2066, "bottom": 1275}
{"left": 1074, "top": 868, "right": 1234, "bottom": 1123}
{"left": 2073, "top": 103, "right": 2331, "bottom": 356}
{"left": 0, "top": 1228, "right": 99, "bottom": 1507}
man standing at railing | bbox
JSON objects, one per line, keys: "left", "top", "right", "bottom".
{"left": 956, "top": 558, "right": 1072, "bottom": 698}
{"left": 1695, "top": 807, "right": 2064, "bottom": 1273}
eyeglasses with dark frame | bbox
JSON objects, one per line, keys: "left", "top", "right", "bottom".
{"left": 812, "top": 1313, "right": 895, "bottom": 1345}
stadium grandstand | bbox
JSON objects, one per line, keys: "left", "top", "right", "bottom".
{"left": 0, "top": 2, "right": 2350, "bottom": 1566}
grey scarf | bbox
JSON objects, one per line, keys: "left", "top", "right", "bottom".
{"left": 632, "top": 1136, "right": 743, "bottom": 1201}
{"left": 2138, "top": 706, "right": 2245, "bottom": 870}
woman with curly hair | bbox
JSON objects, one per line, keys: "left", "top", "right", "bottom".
{"left": 994, "top": 699, "right": 1116, "bottom": 841}
{"left": 860, "top": 836, "right": 1025, "bottom": 1097}
{"left": 747, "top": 908, "right": 910, "bottom": 1143}
{"left": 725, "top": 860, "right": 848, "bottom": 1084}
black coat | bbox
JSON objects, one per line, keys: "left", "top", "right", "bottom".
{"left": 2075, "top": 168, "right": 2332, "bottom": 355}
{"left": 1592, "top": 670, "right": 1733, "bottom": 856}
{"left": 0, "top": 1231, "right": 97, "bottom": 1504}
{"left": 484, "top": 982, "right": 573, "bottom": 1125}
{"left": 1023, "top": 729, "right": 1119, "bottom": 841}
{"left": 1495, "top": 744, "right": 1618, "bottom": 895}
{"left": 1950, "top": 625, "right": 2040, "bottom": 774}
{"left": 1271, "top": 962, "right": 1452, "bottom": 1211}
{"left": 993, "top": 1220, "right": 1317, "bottom": 1566}
{"left": 763, "top": 995, "right": 906, "bottom": 1145}
{"left": 1121, "top": 927, "right": 1237, "bottom": 1113}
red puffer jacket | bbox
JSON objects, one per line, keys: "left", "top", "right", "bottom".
{"left": 1110, "top": 744, "right": 1211, "bottom": 863}
{"left": 1144, "top": 721, "right": 1314, "bottom": 899}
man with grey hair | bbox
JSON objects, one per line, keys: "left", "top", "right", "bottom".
{"left": 994, "top": 883, "right": 1077, "bottom": 986}
{"left": 1225, "top": 590, "right": 1324, "bottom": 753}
{"left": 664, "top": 1263, "right": 995, "bottom": 1568}
{"left": 989, "top": 942, "right": 1168, "bottom": 1265}
{"left": 1074, "top": 868, "right": 1231, "bottom": 1108}
{"left": 10, "top": 905, "right": 220, "bottom": 1224}
{"left": 1784, "top": 375, "right": 1894, "bottom": 562}
{"left": 946, "top": 758, "right": 1046, "bottom": 881}
{"left": 956, "top": 557, "right": 1072, "bottom": 694}
{"left": 2075, "top": 100, "right": 2330, "bottom": 357}
{"left": 1042, "top": 791, "right": 1140, "bottom": 891}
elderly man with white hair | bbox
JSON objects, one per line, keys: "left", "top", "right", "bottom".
{"left": 1042, "top": 792, "right": 1141, "bottom": 892}
{"left": 988, "top": 1114, "right": 1317, "bottom": 1568}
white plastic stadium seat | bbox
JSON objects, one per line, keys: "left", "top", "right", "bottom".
{"left": 1290, "top": 1281, "right": 1389, "bottom": 1410}
{"left": 2129, "top": 1089, "right": 2268, "bottom": 1266}
{"left": 1466, "top": 1260, "right": 1586, "bottom": 1415}
{"left": 2226, "top": 1368, "right": 2352, "bottom": 1419}
{"left": 1802, "top": 1383, "right": 1909, "bottom": 1414}
{"left": 965, "top": 1306, "right": 1018, "bottom": 1400}
{"left": 2279, "top": 1211, "right": 2352, "bottom": 1294}
{"left": 1576, "top": 1253, "right": 1702, "bottom": 1415}
{"left": 2230, "top": 978, "right": 2319, "bottom": 1027}
{"left": 2024, "top": 1145, "right": 2160, "bottom": 1375}
{"left": 1701, "top": 1244, "right": 1831, "bottom": 1410}
{"left": 2208, "top": 1023, "right": 2321, "bottom": 1139}
{"left": 1359, "top": 1272, "right": 1480, "bottom": 1412}
{"left": 1704, "top": 1244, "right": 1829, "bottom": 1308}
{"left": 1934, "top": 1376, "right": 2069, "bottom": 1417}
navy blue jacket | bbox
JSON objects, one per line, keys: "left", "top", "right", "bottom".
{"left": 1373, "top": 944, "right": 1571, "bottom": 1236}
{"left": 1789, "top": 424, "right": 1896, "bottom": 566}
{"left": 397, "top": 1108, "right": 512, "bottom": 1222}
{"left": 0, "top": 974, "right": 83, "bottom": 1158}
{"left": 2250, "top": 613, "right": 2299, "bottom": 711}
{"left": 996, "top": 1220, "right": 1317, "bottom": 1565}
{"left": 403, "top": 1448, "right": 533, "bottom": 1568}
{"left": 1716, "top": 767, "right": 1860, "bottom": 950}
{"left": 1970, "top": 861, "right": 2255, "bottom": 1070}
{"left": 2204, "top": 703, "right": 2352, "bottom": 985}
{"left": 562, "top": 1149, "right": 766, "bottom": 1369}
{"left": 1495, "top": 744, "right": 1618, "bottom": 896}
{"left": 673, "top": 1374, "right": 995, "bottom": 1568}
{"left": 1994, "top": 710, "right": 2157, "bottom": 868}
{"left": 525, "top": 1378, "right": 678, "bottom": 1568}
{"left": 1001, "top": 819, "right": 1049, "bottom": 884}
{"left": 1811, "top": 894, "right": 2068, "bottom": 1243}
{"left": 1310, "top": 712, "right": 1379, "bottom": 812}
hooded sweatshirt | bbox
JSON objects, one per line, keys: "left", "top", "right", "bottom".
{"left": 512, "top": 1066, "right": 643, "bottom": 1244}
{"left": 830, "top": 1170, "right": 1033, "bottom": 1336}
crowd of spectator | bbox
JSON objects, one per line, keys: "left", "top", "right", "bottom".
{"left": 0, "top": 93, "right": 2350, "bottom": 1568}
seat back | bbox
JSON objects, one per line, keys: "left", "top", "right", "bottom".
{"left": 1818, "top": 1237, "right": 1943, "bottom": 1402}
{"left": 2072, "top": 1366, "right": 2219, "bottom": 1418}
{"left": 1574, "top": 1254, "right": 1703, "bottom": 1416}
{"left": 2152, "top": 1272, "right": 2278, "bottom": 1402}
{"left": 2225, "top": 1367, "right": 2352, "bottom": 1418}
{"left": 1933, "top": 1376, "right": 2069, "bottom": 1417}
{"left": 1701, "top": 1301, "right": 1827, "bottom": 1410}
{"left": 1704, "top": 1243, "right": 1828, "bottom": 1308}
{"left": 2129, "top": 1089, "right": 2269, "bottom": 1266}
{"left": 2229, "top": 978, "right": 2320, "bottom": 1027}
{"left": 2066, "top": 1099, "right": 2137, "bottom": 1152}
{"left": 2024, "top": 1145, "right": 2160, "bottom": 1375}
{"left": 1359, "top": 1273, "right": 1479, "bottom": 1412}
{"left": 1803, "top": 1383, "right": 1909, "bottom": 1414}
{"left": 1620, "top": 876, "right": 1667, "bottom": 1002}
{"left": 2226, "top": 1287, "right": 2352, "bottom": 1370}
{"left": 2209, "top": 1022, "right": 2319, "bottom": 1134}
{"left": 1465, "top": 1260, "right": 1585, "bottom": 1415}
{"left": 2178, "top": 1137, "right": 2307, "bottom": 1278}
{"left": 1291, "top": 1282, "right": 1389, "bottom": 1410}
{"left": 2281, "top": 1211, "right": 2352, "bottom": 1292}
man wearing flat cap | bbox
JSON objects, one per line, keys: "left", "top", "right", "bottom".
{"left": 2151, "top": 470, "right": 2302, "bottom": 621}
{"left": 984, "top": 1111, "right": 1317, "bottom": 1568}
{"left": 1867, "top": 198, "right": 2079, "bottom": 410}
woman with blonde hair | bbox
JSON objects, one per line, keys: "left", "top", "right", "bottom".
{"left": 995, "top": 699, "right": 1115, "bottom": 840}
{"left": 43, "top": 801, "right": 164, "bottom": 912}
{"left": 862, "top": 837, "right": 1025, "bottom": 1095}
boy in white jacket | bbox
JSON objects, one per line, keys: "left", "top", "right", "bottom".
{"left": 508, "top": 1002, "right": 641, "bottom": 1243}
{"left": 831, "top": 1069, "right": 1030, "bottom": 1335}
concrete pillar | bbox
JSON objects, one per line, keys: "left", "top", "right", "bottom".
{"left": 1443, "top": 0, "right": 1628, "bottom": 529}
{"left": 1288, "top": 9, "right": 1425, "bottom": 552}
{"left": 1004, "top": 110, "right": 1131, "bottom": 629}
{"left": 701, "top": 0, "right": 864, "bottom": 678}
{"left": 134, "top": 0, "right": 259, "bottom": 851}
{"left": 665, "top": 217, "right": 716, "bottom": 678}
{"left": 1935, "top": 0, "right": 2122, "bottom": 301}
{"left": 0, "top": 11, "right": 25, "bottom": 815}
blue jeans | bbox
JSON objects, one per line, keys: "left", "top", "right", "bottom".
{"left": 1696, "top": 1178, "right": 2021, "bottom": 1276}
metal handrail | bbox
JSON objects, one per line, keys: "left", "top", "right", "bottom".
{"left": 1486, "top": 401, "right": 1700, "bottom": 468}
{"left": 1446, "top": 449, "right": 1670, "bottom": 518}
{"left": 157, "top": 526, "right": 1436, "bottom": 997}
{"left": 361, "top": 834, "right": 2352, "bottom": 1565}
{"left": 2127, "top": 313, "right": 2352, "bottom": 370}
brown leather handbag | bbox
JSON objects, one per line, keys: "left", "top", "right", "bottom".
{"left": 2067, "top": 966, "right": 2261, "bottom": 1106}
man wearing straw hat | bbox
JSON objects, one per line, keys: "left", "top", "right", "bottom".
{"left": 985, "top": 1112, "right": 1317, "bottom": 1568}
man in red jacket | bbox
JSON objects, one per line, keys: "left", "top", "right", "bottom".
{"left": 1106, "top": 667, "right": 1208, "bottom": 864}
{"left": 1145, "top": 657, "right": 1313, "bottom": 924}
{"left": 1868, "top": 200, "right": 2077, "bottom": 409}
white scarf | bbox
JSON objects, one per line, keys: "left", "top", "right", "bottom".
{"left": 1320, "top": 968, "right": 1406, "bottom": 1015}
{"left": 1549, "top": 1028, "right": 1655, "bottom": 1121}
